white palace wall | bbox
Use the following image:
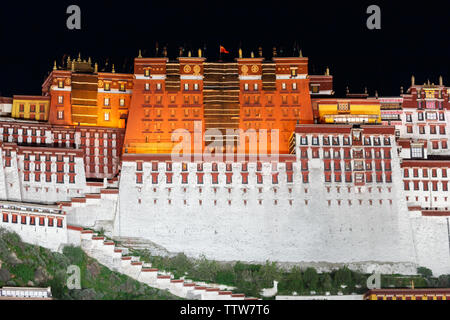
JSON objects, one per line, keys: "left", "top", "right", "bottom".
{"left": 115, "top": 155, "right": 418, "bottom": 274}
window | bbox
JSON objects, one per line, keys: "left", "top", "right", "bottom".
{"left": 406, "top": 114, "right": 412, "bottom": 122}
{"left": 430, "top": 126, "right": 436, "bottom": 134}
{"left": 419, "top": 126, "right": 425, "bottom": 134}
{"left": 300, "top": 136, "right": 308, "bottom": 145}
{"left": 312, "top": 137, "right": 319, "bottom": 145}
{"left": 144, "top": 69, "right": 150, "bottom": 77}
{"left": 104, "top": 112, "right": 110, "bottom": 121}
{"left": 156, "top": 83, "right": 162, "bottom": 91}
{"left": 119, "top": 83, "right": 126, "bottom": 92}
{"left": 184, "top": 83, "right": 189, "bottom": 91}
{"left": 281, "top": 83, "right": 287, "bottom": 90}
{"left": 104, "top": 82, "right": 111, "bottom": 91}
{"left": 416, "top": 112, "right": 424, "bottom": 121}
{"left": 332, "top": 137, "right": 340, "bottom": 146}
{"left": 439, "top": 113, "right": 445, "bottom": 121}
{"left": 120, "top": 99, "right": 125, "bottom": 107}
{"left": 343, "top": 137, "right": 350, "bottom": 145}
{"left": 292, "top": 83, "right": 297, "bottom": 90}
{"left": 323, "top": 136, "right": 330, "bottom": 145}
{"left": 426, "top": 112, "right": 437, "bottom": 120}
{"left": 440, "top": 126, "right": 446, "bottom": 135}
{"left": 194, "top": 83, "right": 199, "bottom": 91}
{"left": 411, "top": 147, "right": 423, "bottom": 159}
{"left": 145, "top": 83, "right": 150, "bottom": 91}
{"left": 58, "top": 96, "right": 63, "bottom": 104}
{"left": 253, "top": 83, "right": 258, "bottom": 91}
{"left": 407, "top": 126, "right": 413, "bottom": 133}
{"left": 244, "top": 83, "right": 249, "bottom": 91}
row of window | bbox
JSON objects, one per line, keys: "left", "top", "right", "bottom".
{"left": 324, "top": 172, "right": 392, "bottom": 183}
{"left": 18, "top": 104, "right": 46, "bottom": 113}
{"left": 136, "top": 171, "right": 300, "bottom": 184}
{"left": 300, "top": 148, "right": 391, "bottom": 160}
{"left": 2, "top": 213, "right": 63, "bottom": 227}
{"left": 323, "top": 160, "right": 391, "bottom": 172}
{"left": 143, "top": 95, "right": 200, "bottom": 105}
{"left": 104, "top": 82, "right": 127, "bottom": 92}
{"left": 1, "top": 128, "right": 47, "bottom": 136}
{"left": 403, "top": 168, "right": 448, "bottom": 178}
{"left": 299, "top": 136, "right": 391, "bottom": 146}
{"left": 405, "top": 112, "right": 446, "bottom": 122}
{"left": 137, "top": 161, "right": 294, "bottom": 172}
{"left": 405, "top": 125, "right": 447, "bottom": 135}
{"left": 404, "top": 180, "right": 449, "bottom": 191}
{"left": 23, "top": 172, "right": 76, "bottom": 183}
{"left": 243, "top": 95, "right": 300, "bottom": 105}
{"left": 103, "top": 98, "right": 127, "bottom": 107}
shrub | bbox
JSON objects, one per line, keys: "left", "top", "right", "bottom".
{"left": 303, "top": 267, "right": 319, "bottom": 291}
{"left": 417, "top": 267, "right": 433, "bottom": 278}
{"left": 63, "top": 246, "right": 85, "bottom": 266}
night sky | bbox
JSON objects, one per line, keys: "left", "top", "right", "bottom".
{"left": 0, "top": 1, "right": 449, "bottom": 97}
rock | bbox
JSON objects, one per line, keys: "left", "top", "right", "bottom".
{"left": 6, "top": 280, "right": 15, "bottom": 286}
{"left": 34, "top": 267, "right": 49, "bottom": 284}
{"left": 0, "top": 268, "right": 11, "bottom": 282}
{"left": 87, "top": 262, "right": 101, "bottom": 278}
{"left": 8, "top": 252, "right": 22, "bottom": 264}
{"left": 27, "top": 280, "right": 34, "bottom": 286}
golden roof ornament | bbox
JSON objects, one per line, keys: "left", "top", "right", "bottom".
{"left": 364, "top": 87, "right": 368, "bottom": 94}
{"left": 67, "top": 56, "right": 71, "bottom": 68}
{"left": 77, "top": 53, "right": 81, "bottom": 62}
{"left": 375, "top": 90, "right": 379, "bottom": 98}
{"left": 250, "top": 51, "right": 254, "bottom": 58}
{"left": 198, "top": 48, "right": 202, "bottom": 57}
{"left": 273, "top": 47, "right": 277, "bottom": 57}
{"left": 94, "top": 62, "right": 98, "bottom": 73}
{"left": 188, "top": 50, "right": 191, "bottom": 57}
{"left": 411, "top": 75, "right": 415, "bottom": 86}
{"left": 138, "top": 49, "right": 142, "bottom": 58}
{"left": 88, "top": 57, "right": 92, "bottom": 65}
{"left": 258, "top": 46, "right": 263, "bottom": 57}
{"left": 163, "top": 46, "right": 167, "bottom": 57}
{"left": 53, "top": 60, "right": 57, "bottom": 70}
{"left": 439, "top": 75, "right": 443, "bottom": 86}
{"left": 71, "top": 60, "right": 75, "bottom": 71}
{"left": 179, "top": 47, "right": 183, "bottom": 57}
{"left": 299, "top": 49, "right": 303, "bottom": 57}
{"left": 325, "top": 67, "right": 330, "bottom": 76}
{"left": 112, "top": 64, "right": 115, "bottom": 73}
{"left": 239, "top": 48, "right": 242, "bottom": 58}
{"left": 400, "top": 86, "right": 404, "bottom": 94}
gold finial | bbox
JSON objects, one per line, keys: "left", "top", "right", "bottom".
{"left": 364, "top": 87, "right": 368, "bottom": 94}
{"left": 198, "top": 48, "right": 202, "bottom": 57}
{"left": 251, "top": 51, "right": 254, "bottom": 58}
{"left": 427, "top": 79, "right": 430, "bottom": 85}
{"left": 94, "top": 62, "right": 98, "bottom": 73}
{"left": 179, "top": 47, "right": 183, "bottom": 57}
{"left": 325, "top": 67, "right": 330, "bottom": 76}
{"left": 112, "top": 64, "right": 115, "bottom": 73}
{"left": 88, "top": 57, "right": 92, "bottom": 65}
{"left": 258, "top": 46, "right": 263, "bottom": 57}
{"left": 77, "top": 53, "right": 81, "bottom": 62}
{"left": 299, "top": 49, "right": 303, "bottom": 58}
{"left": 400, "top": 86, "right": 404, "bottom": 94}
{"left": 53, "top": 60, "right": 57, "bottom": 70}
{"left": 163, "top": 46, "right": 167, "bottom": 57}
{"left": 67, "top": 56, "right": 71, "bottom": 68}
{"left": 188, "top": 50, "right": 191, "bottom": 57}
{"left": 439, "top": 75, "right": 443, "bottom": 86}
{"left": 375, "top": 90, "right": 378, "bottom": 98}
{"left": 71, "top": 60, "right": 75, "bottom": 71}
{"left": 239, "top": 48, "right": 243, "bottom": 58}
{"left": 272, "top": 47, "right": 277, "bottom": 57}
{"left": 411, "top": 75, "right": 415, "bottom": 86}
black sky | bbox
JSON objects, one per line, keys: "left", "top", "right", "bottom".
{"left": 0, "top": 0, "right": 449, "bottom": 97}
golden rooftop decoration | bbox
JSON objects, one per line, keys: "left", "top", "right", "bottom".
{"left": 250, "top": 52, "right": 254, "bottom": 58}
{"left": 411, "top": 75, "right": 415, "bottom": 86}
{"left": 188, "top": 50, "right": 191, "bottom": 57}
{"left": 163, "top": 46, "right": 167, "bottom": 57}
{"left": 325, "top": 67, "right": 330, "bottom": 76}
{"left": 112, "top": 64, "right": 115, "bottom": 73}
{"left": 53, "top": 61, "right": 57, "bottom": 70}
{"left": 273, "top": 47, "right": 277, "bottom": 57}
{"left": 299, "top": 49, "right": 303, "bottom": 57}
{"left": 239, "top": 48, "right": 242, "bottom": 58}
{"left": 440, "top": 75, "right": 443, "bottom": 86}
{"left": 94, "top": 62, "right": 98, "bottom": 73}
{"left": 77, "top": 53, "right": 81, "bottom": 62}
{"left": 198, "top": 48, "right": 202, "bottom": 57}
{"left": 258, "top": 46, "right": 263, "bottom": 57}
{"left": 138, "top": 49, "right": 142, "bottom": 58}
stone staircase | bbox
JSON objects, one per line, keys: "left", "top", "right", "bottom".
{"left": 69, "top": 226, "right": 257, "bottom": 300}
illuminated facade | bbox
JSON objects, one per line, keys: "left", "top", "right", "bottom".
{"left": 0, "top": 51, "right": 449, "bottom": 278}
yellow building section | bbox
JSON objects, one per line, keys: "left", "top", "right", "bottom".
{"left": 12, "top": 96, "right": 50, "bottom": 121}
{"left": 318, "top": 102, "right": 381, "bottom": 124}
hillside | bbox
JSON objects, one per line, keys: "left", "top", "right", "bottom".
{"left": 0, "top": 228, "right": 179, "bottom": 300}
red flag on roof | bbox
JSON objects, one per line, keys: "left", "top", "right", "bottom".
{"left": 220, "top": 45, "right": 229, "bottom": 54}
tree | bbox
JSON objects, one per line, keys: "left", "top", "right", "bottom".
{"left": 417, "top": 267, "right": 433, "bottom": 278}
{"left": 303, "top": 267, "right": 319, "bottom": 291}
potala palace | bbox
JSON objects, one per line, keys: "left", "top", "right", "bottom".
{"left": 0, "top": 48, "right": 449, "bottom": 279}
